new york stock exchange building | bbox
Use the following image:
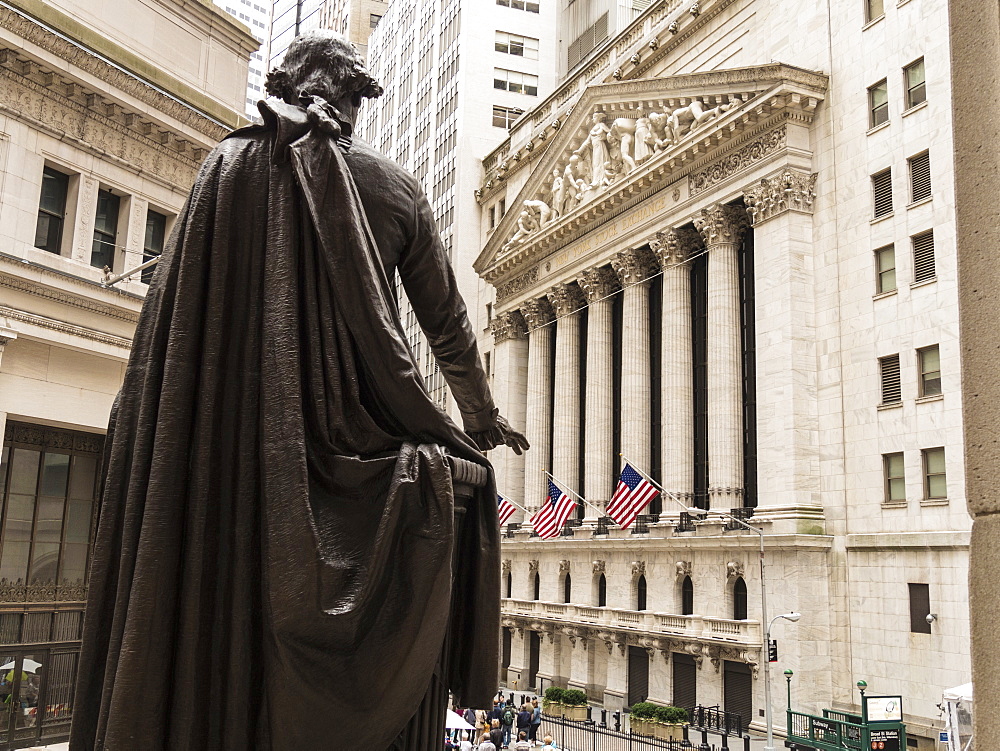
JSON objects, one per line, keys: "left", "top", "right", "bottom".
{"left": 473, "top": 0, "right": 966, "bottom": 746}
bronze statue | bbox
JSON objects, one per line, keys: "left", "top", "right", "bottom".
{"left": 71, "top": 31, "right": 526, "bottom": 751}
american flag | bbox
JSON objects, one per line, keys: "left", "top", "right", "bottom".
{"left": 497, "top": 494, "right": 517, "bottom": 526}
{"left": 606, "top": 462, "right": 660, "bottom": 529}
{"left": 530, "top": 480, "right": 577, "bottom": 539}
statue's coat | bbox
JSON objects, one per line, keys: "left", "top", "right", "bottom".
{"left": 71, "top": 99, "right": 500, "bottom": 751}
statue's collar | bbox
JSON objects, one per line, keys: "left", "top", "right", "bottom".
{"left": 228, "top": 96, "right": 353, "bottom": 162}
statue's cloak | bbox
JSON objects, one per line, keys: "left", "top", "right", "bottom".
{"left": 70, "top": 101, "right": 500, "bottom": 751}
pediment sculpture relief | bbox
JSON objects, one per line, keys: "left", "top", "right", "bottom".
{"left": 500, "top": 96, "right": 746, "bottom": 256}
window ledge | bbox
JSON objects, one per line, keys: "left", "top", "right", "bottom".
{"left": 873, "top": 289, "right": 898, "bottom": 301}
{"left": 881, "top": 499, "right": 908, "bottom": 510}
{"left": 877, "top": 401, "right": 903, "bottom": 411}
{"left": 897, "top": 0, "right": 913, "bottom": 5}
{"left": 920, "top": 497, "right": 949, "bottom": 507}
{"left": 910, "top": 277, "right": 937, "bottom": 289}
{"left": 907, "top": 196, "right": 933, "bottom": 210}
{"left": 902, "top": 101, "right": 929, "bottom": 118}
{"left": 866, "top": 121, "right": 891, "bottom": 136}
{"left": 862, "top": 14, "right": 885, "bottom": 30}
{"left": 870, "top": 212, "right": 894, "bottom": 225}
{"left": 916, "top": 393, "right": 944, "bottom": 404}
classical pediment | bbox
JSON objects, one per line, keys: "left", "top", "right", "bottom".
{"left": 475, "top": 63, "right": 827, "bottom": 284}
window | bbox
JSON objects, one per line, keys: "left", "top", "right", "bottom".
{"left": 922, "top": 447, "right": 947, "bottom": 499}
{"left": 91, "top": 189, "right": 120, "bottom": 269}
{"left": 496, "top": 31, "right": 539, "bottom": 59}
{"left": 493, "top": 105, "right": 525, "bottom": 128}
{"left": 567, "top": 12, "right": 609, "bottom": 69}
{"left": 142, "top": 209, "right": 167, "bottom": 284}
{"left": 883, "top": 452, "right": 905, "bottom": 502}
{"left": 879, "top": 354, "right": 901, "bottom": 405}
{"left": 636, "top": 574, "right": 647, "bottom": 611}
{"left": 563, "top": 573, "right": 571, "bottom": 603}
{"left": 875, "top": 245, "right": 896, "bottom": 294}
{"left": 0, "top": 425, "right": 101, "bottom": 588}
{"left": 499, "top": 198, "right": 507, "bottom": 216}
{"left": 872, "top": 169, "right": 893, "bottom": 218}
{"left": 34, "top": 166, "right": 69, "bottom": 254}
{"left": 908, "top": 583, "right": 931, "bottom": 633}
{"left": 505, "top": 571, "right": 512, "bottom": 598}
{"left": 918, "top": 345, "right": 941, "bottom": 396}
{"left": 489, "top": 205, "right": 496, "bottom": 228}
{"left": 532, "top": 572, "right": 540, "bottom": 600}
{"left": 493, "top": 69, "right": 539, "bottom": 96}
{"left": 496, "top": 0, "right": 539, "bottom": 12}
{"left": 681, "top": 576, "right": 693, "bottom": 615}
{"left": 597, "top": 573, "right": 607, "bottom": 606}
{"left": 912, "top": 230, "right": 936, "bottom": 282}
{"left": 868, "top": 80, "right": 889, "bottom": 128}
{"left": 865, "top": 0, "right": 884, "bottom": 22}
{"left": 370, "top": 13, "right": 381, "bottom": 28}
{"left": 904, "top": 58, "right": 926, "bottom": 109}
{"left": 732, "top": 577, "right": 747, "bottom": 620}
{"left": 909, "top": 152, "right": 932, "bottom": 202}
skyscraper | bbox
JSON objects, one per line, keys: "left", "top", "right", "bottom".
{"left": 320, "top": 0, "right": 389, "bottom": 58}
{"left": 213, "top": 0, "right": 273, "bottom": 119}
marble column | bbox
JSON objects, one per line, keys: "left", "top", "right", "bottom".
{"left": 522, "top": 297, "right": 555, "bottom": 513}
{"left": 651, "top": 228, "right": 701, "bottom": 505}
{"left": 693, "top": 204, "right": 750, "bottom": 510}
{"left": 577, "top": 266, "right": 620, "bottom": 519}
{"left": 547, "top": 282, "right": 586, "bottom": 506}
{"left": 490, "top": 310, "right": 529, "bottom": 520}
{"left": 612, "top": 247, "right": 658, "bottom": 482}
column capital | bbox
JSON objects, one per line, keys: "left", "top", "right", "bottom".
{"left": 577, "top": 266, "right": 620, "bottom": 302}
{"left": 546, "top": 281, "right": 586, "bottom": 317}
{"left": 744, "top": 168, "right": 818, "bottom": 225}
{"left": 612, "top": 246, "right": 658, "bottom": 286}
{"left": 490, "top": 310, "right": 528, "bottom": 344}
{"left": 693, "top": 203, "right": 750, "bottom": 246}
{"left": 521, "top": 296, "right": 555, "bottom": 329}
{"left": 651, "top": 227, "right": 701, "bottom": 268}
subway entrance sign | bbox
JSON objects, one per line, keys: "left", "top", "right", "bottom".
{"left": 785, "top": 696, "right": 907, "bottom": 751}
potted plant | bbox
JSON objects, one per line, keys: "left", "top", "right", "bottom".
{"left": 560, "top": 688, "right": 589, "bottom": 721}
{"left": 542, "top": 686, "right": 564, "bottom": 716}
{"left": 628, "top": 702, "right": 658, "bottom": 736}
{"left": 653, "top": 706, "right": 688, "bottom": 740}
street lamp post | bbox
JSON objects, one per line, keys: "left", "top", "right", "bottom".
{"left": 765, "top": 612, "right": 801, "bottom": 751}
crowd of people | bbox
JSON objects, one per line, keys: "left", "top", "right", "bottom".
{"left": 445, "top": 692, "right": 560, "bottom": 750}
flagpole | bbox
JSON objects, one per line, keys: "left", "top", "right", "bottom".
{"left": 498, "top": 494, "right": 531, "bottom": 515}
{"left": 543, "top": 470, "right": 605, "bottom": 518}
{"left": 619, "top": 454, "right": 688, "bottom": 513}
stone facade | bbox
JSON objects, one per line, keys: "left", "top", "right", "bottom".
{"left": 475, "top": 0, "right": 967, "bottom": 746}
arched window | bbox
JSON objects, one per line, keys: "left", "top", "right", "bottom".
{"left": 505, "top": 572, "right": 512, "bottom": 599}
{"left": 563, "top": 573, "right": 572, "bottom": 603}
{"left": 533, "top": 572, "right": 540, "bottom": 601}
{"left": 733, "top": 577, "right": 748, "bottom": 620}
{"left": 598, "top": 574, "right": 607, "bottom": 607}
{"left": 636, "top": 574, "right": 647, "bottom": 611}
{"left": 681, "top": 575, "right": 694, "bottom": 615}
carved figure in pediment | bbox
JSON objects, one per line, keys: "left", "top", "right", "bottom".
{"left": 668, "top": 98, "right": 740, "bottom": 142}
{"left": 573, "top": 112, "right": 612, "bottom": 187}
{"left": 634, "top": 107, "right": 653, "bottom": 164}
{"left": 501, "top": 209, "right": 540, "bottom": 254}
{"left": 647, "top": 109, "right": 673, "bottom": 152}
{"left": 549, "top": 169, "right": 564, "bottom": 220}
{"left": 561, "top": 155, "right": 585, "bottom": 214}
{"left": 523, "top": 199, "right": 553, "bottom": 229}
{"left": 610, "top": 117, "right": 637, "bottom": 174}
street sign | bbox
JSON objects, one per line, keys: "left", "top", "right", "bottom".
{"left": 869, "top": 727, "right": 901, "bottom": 751}
{"left": 768, "top": 639, "right": 778, "bottom": 662}
{"left": 865, "top": 696, "right": 903, "bottom": 723}
{"left": 938, "top": 731, "right": 948, "bottom": 742}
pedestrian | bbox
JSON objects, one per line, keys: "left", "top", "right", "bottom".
{"left": 489, "top": 719, "right": 504, "bottom": 748}
{"left": 540, "top": 735, "right": 558, "bottom": 751}
{"left": 516, "top": 703, "right": 531, "bottom": 740}
{"left": 529, "top": 698, "right": 542, "bottom": 743}
{"left": 479, "top": 733, "right": 498, "bottom": 751}
{"left": 476, "top": 707, "right": 488, "bottom": 733}
{"left": 501, "top": 703, "right": 516, "bottom": 747}
{"left": 459, "top": 732, "right": 473, "bottom": 751}
{"left": 465, "top": 706, "right": 477, "bottom": 728}
{"left": 488, "top": 700, "right": 503, "bottom": 724}
{"left": 512, "top": 730, "right": 532, "bottom": 750}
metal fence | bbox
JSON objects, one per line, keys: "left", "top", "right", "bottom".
{"left": 537, "top": 714, "right": 754, "bottom": 751}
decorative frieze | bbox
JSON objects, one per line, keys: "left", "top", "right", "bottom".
{"left": 688, "top": 126, "right": 787, "bottom": 196}
{"left": 651, "top": 227, "right": 701, "bottom": 268}
{"left": 592, "top": 560, "right": 606, "bottom": 575}
{"left": 577, "top": 266, "right": 620, "bottom": 302}
{"left": 675, "top": 560, "right": 692, "bottom": 579}
{"left": 502, "top": 559, "right": 512, "bottom": 574}
{"left": 726, "top": 560, "right": 745, "bottom": 579}
{"left": 559, "top": 560, "right": 571, "bottom": 574}
{"left": 693, "top": 203, "right": 751, "bottom": 246}
{"left": 495, "top": 266, "right": 539, "bottom": 304}
{"left": 490, "top": 310, "right": 528, "bottom": 344}
{"left": 744, "top": 168, "right": 818, "bottom": 225}
{"left": 520, "top": 297, "right": 555, "bottom": 330}
{"left": 0, "top": 578, "right": 87, "bottom": 603}
{"left": 631, "top": 560, "right": 646, "bottom": 577}
{"left": 612, "top": 247, "right": 658, "bottom": 286}
{"left": 546, "top": 282, "right": 586, "bottom": 317}
{"left": 4, "top": 421, "right": 103, "bottom": 453}
{"left": 528, "top": 560, "right": 539, "bottom": 573}
{"left": 0, "top": 273, "right": 139, "bottom": 323}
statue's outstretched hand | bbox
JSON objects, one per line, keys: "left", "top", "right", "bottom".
{"left": 467, "top": 414, "right": 530, "bottom": 455}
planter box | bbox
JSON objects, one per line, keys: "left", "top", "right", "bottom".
{"left": 563, "top": 704, "right": 589, "bottom": 721}
{"left": 630, "top": 717, "right": 654, "bottom": 736}
{"left": 653, "top": 723, "right": 685, "bottom": 741}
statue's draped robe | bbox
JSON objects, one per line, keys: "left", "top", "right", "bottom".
{"left": 70, "top": 100, "right": 500, "bottom": 751}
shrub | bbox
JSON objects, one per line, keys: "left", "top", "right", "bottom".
{"left": 628, "top": 702, "right": 660, "bottom": 720}
{"left": 655, "top": 706, "right": 689, "bottom": 724}
{"left": 561, "top": 688, "right": 587, "bottom": 706}
{"left": 543, "top": 687, "right": 564, "bottom": 703}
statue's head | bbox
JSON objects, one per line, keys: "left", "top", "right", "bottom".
{"left": 593, "top": 112, "right": 607, "bottom": 123}
{"left": 265, "top": 30, "right": 383, "bottom": 109}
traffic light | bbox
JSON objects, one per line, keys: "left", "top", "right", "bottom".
{"left": 768, "top": 639, "right": 778, "bottom": 662}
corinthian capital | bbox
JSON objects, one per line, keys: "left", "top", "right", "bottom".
{"left": 744, "top": 169, "right": 818, "bottom": 225}
{"left": 490, "top": 310, "right": 528, "bottom": 344}
{"left": 546, "top": 282, "right": 586, "bottom": 316}
{"left": 577, "top": 266, "right": 620, "bottom": 302}
{"left": 651, "top": 228, "right": 701, "bottom": 268}
{"left": 693, "top": 203, "right": 750, "bottom": 246}
{"left": 612, "top": 247, "right": 658, "bottom": 286}
{"left": 521, "top": 297, "right": 555, "bottom": 330}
